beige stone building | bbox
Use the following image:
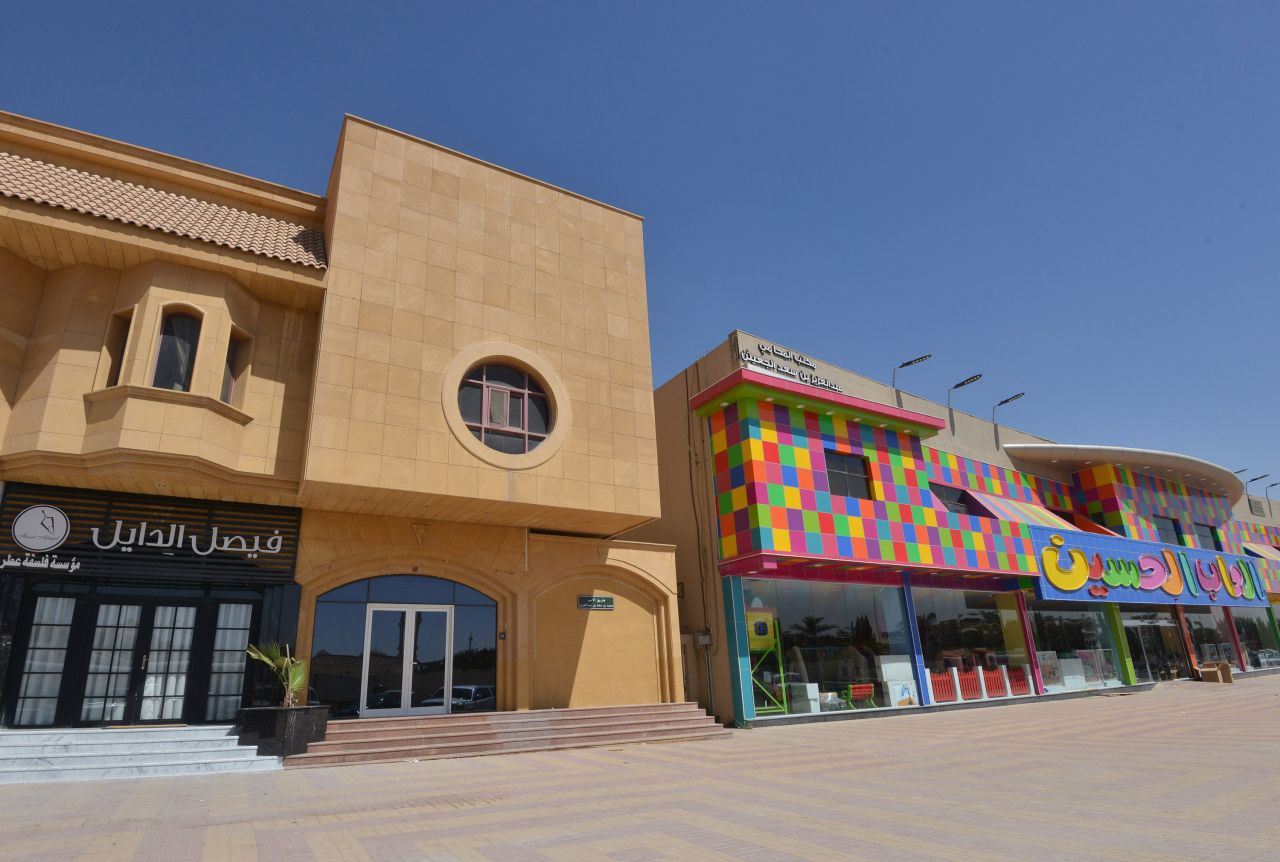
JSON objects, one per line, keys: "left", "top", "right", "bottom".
{"left": 0, "top": 110, "right": 681, "bottom": 730}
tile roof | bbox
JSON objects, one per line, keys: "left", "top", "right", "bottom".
{"left": 0, "top": 150, "right": 326, "bottom": 269}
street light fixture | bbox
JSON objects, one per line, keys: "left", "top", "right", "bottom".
{"left": 947, "top": 374, "right": 983, "bottom": 414}
{"left": 992, "top": 392, "right": 1025, "bottom": 424}
{"left": 1233, "top": 468, "right": 1248, "bottom": 475}
{"left": 1247, "top": 473, "right": 1270, "bottom": 487}
{"left": 892, "top": 354, "right": 931, "bottom": 390}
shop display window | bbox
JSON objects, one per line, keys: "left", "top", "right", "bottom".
{"left": 1026, "top": 600, "right": 1121, "bottom": 692}
{"left": 1228, "top": 607, "right": 1280, "bottom": 670}
{"left": 741, "top": 579, "right": 916, "bottom": 716}
{"left": 1183, "top": 606, "right": 1238, "bottom": 668}
{"left": 912, "top": 589, "right": 1035, "bottom": 701}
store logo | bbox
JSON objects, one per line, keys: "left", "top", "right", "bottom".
{"left": 1039, "top": 533, "right": 1263, "bottom": 603}
{"left": 11, "top": 505, "right": 71, "bottom": 553}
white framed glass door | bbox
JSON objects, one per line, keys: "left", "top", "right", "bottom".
{"left": 360, "top": 604, "right": 453, "bottom": 717}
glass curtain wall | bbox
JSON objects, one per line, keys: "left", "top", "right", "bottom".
{"left": 309, "top": 576, "right": 497, "bottom": 718}
{"left": 741, "top": 579, "right": 915, "bottom": 715}
{"left": 1025, "top": 600, "right": 1121, "bottom": 691}
{"left": 1229, "top": 607, "right": 1280, "bottom": 669}
{"left": 911, "top": 589, "right": 1035, "bottom": 700}
{"left": 1182, "top": 606, "right": 1238, "bottom": 668}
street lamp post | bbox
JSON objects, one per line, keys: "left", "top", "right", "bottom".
{"left": 947, "top": 374, "right": 983, "bottom": 414}
{"left": 1246, "top": 474, "right": 1270, "bottom": 514}
{"left": 946, "top": 374, "right": 982, "bottom": 433}
{"left": 892, "top": 354, "right": 931, "bottom": 390}
{"left": 1267, "top": 482, "right": 1279, "bottom": 519}
{"left": 992, "top": 392, "right": 1025, "bottom": 425}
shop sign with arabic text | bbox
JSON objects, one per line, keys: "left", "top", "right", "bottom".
{"left": 1029, "top": 525, "right": 1268, "bottom": 607}
{"left": 0, "top": 483, "right": 299, "bottom": 584}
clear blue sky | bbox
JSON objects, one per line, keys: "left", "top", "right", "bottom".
{"left": 4, "top": 2, "right": 1276, "bottom": 478}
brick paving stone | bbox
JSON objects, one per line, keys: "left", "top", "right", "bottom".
{"left": 3, "top": 677, "right": 1280, "bottom": 861}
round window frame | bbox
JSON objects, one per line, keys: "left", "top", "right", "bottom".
{"left": 442, "top": 343, "right": 572, "bottom": 470}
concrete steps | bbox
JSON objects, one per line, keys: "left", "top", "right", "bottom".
{"left": 288, "top": 702, "right": 729, "bottom": 768}
{"left": 0, "top": 725, "right": 281, "bottom": 783}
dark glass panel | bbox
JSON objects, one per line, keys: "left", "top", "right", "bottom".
{"left": 317, "top": 581, "right": 369, "bottom": 603}
{"left": 409, "top": 610, "right": 449, "bottom": 708}
{"left": 153, "top": 313, "right": 201, "bottom": 392}
{"left": 458, "top": 382, "right": 483, "bottom": 424}
{"left": 526, "top": 375, "right": 545, "bottom": 396}
{"left": 509, "top": 394, "right": 523, "bottom": 430}
{"left": 309, "top": 602, "right": 366, "bottom": 718}
{"left": 484, "top": 429, "right": 527, "bottom": 454}
{"left": 368, "top": 575, "right": 453, "bottom": 605}
{"left": 527, "top": 395, "right": 550, "bottom": 435}
{"left": 365, "top": 610, "right": 405, "bottom": 711}
{"left": 485, "top": 364, "right": 525, "bottom": 389}
{"left": 452, "top": 605, "right": 497, "bottom": 711}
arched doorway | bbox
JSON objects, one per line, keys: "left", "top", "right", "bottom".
{"left": 307, "top": 575, "right": 497, "bottom": 719}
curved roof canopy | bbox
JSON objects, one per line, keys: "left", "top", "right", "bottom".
{"left": 1004, "top": 443, "right": 1244, "bottom": 502}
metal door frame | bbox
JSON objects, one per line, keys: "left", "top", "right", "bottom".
{"left": 359, "top": 603, "right": 453, "bottom": 718}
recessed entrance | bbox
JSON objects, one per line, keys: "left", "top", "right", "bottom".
{"left": 360, "top": 604, "right": 452, "bottom": 717}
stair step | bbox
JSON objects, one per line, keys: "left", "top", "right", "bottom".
{"left": 0, "top": 726, "right": 237, "bottom": 747}
{"left": 289, "top": 724, "right": 730, "bottom": 767}
{"left": 318, "top": 715, "right": 721, "bottom": 749}
{"left": 325, "top": 703, "right": 707, "bottom": 734}
{"left": 320, "top": 707, "right": 706, "bottom": 732}
{"left": 0, "top": 755, "right": 281, "bottom": 784}
{"left": 0, "top": 737, "right": 244, "bottom": 757}
{"left": 0, "top": 746, "right": 261, "bottom": 769}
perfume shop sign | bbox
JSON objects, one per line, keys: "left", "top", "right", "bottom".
{"left": 0, "top": 483, "right": 300, "bottom": 585}
{"left": 1029, "top": 526, "right": 1268, "bottom": 608}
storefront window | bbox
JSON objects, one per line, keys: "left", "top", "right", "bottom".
{"left": 1229, "top": 607, "right": 1280, "bottom": 670}
{"left": 1120, "top": 606, "right": 1192, "bottom": 682}
{"left": 912, "top": 589, "right": 1035, "bottom": 701}
{"left": 741, "top": 579, "right": 916, "bottom": 715}
{"left": 1026, "top": 600, "right": 1121, "bottom": 691}
{"left": 1182, "top": 606, "right": 1237, "bottom": 668}
{"left": 309, "top": 575, "right": 497, "bottom": 719}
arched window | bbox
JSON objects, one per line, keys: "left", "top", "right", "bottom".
{"left": 457, "top": 363, "right": 552, "bottom": 454}
{"left": 152, "top": 312, "right": 201, "bottom": 392}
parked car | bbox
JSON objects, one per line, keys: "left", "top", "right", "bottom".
{"left": 421, "top": 685, "right": 496, "bottom": 711}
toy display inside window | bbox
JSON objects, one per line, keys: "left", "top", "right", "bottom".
{"left": 742, "top": 579, "right": 918, "bottom": 715}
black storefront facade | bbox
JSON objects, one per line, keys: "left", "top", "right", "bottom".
{"left": 0, "top": 483, "right": 301, "bottom": 728}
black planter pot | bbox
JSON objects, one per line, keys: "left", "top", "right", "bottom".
{"left": 235, "top": 705, "right": 329, "bottom": 757}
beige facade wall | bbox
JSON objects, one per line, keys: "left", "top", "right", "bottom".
{"left": 292, "top": 510, "right": 682, "bottom": 711}
{"left": 0, "top": 247, "right": 44, "bottom": 448}
{"left": 0, "top": 111, "right": 685, "bottom": 716}
{"left": 0, "top": 259, "right": 318, "bottom": 493}
{"left": 303, "top": 118, "right": 659, "bottom": 534}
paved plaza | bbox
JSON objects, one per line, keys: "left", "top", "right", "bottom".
{"left": 3, "top": 677, "right": 1279, "bottom": 862}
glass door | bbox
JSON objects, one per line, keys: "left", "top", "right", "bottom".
{"left": 360, "top": 604, "right": 453, "bottom": 717}
{"left": 78, "top": 602, "right": 200, "bottom": 725}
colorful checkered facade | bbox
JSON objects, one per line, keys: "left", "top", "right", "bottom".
{"left": 709, "top": 400, "right": 1041, "bottom": 575}
{"left": 1076, "top": 464, "right": 1280, "bottom": 592}
{"left": 707, "top": 397, "right": 1280, "bottom": 594}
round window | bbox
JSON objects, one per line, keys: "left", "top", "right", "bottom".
{"left": 457, "top": 363, "right": 553, "bottom": 454}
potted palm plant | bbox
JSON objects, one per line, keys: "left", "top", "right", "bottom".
{"left": 234, "top": 642, "right": 329, "bottom": 757}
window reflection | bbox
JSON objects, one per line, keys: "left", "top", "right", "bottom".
{"left": 1026, "top": 600, "right": 1121, "bottom": 691}
{"left": 310, "top": 575, "right": 497, "bottom": 719}
{"left": 1230, "top": 607, "right": 1280, "bottom": 669}
{"left": 743, "top": 579, "right": 917, "bottom": 715}
{"left": 912, "top": 588, "right": 1035, "bottom": 701}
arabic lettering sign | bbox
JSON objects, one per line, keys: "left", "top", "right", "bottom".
{"left": 577, "top": 595, "right": 614, "bottom": 610}
{"left": 0, "top": 483, "right": 300, "bottom": 584}
{"left": 730, "top": 332, "right": 845, "bottom": 394}
{"left": 1028, "top": 525, "right": 1268, "bottom": 607}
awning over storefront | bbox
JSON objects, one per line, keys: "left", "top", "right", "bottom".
{"left": 1242, "top": 542, "right": 1280, "bottom": 563}
{"left": 967, "top": 490, "right": 1077, "bottom": 531}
